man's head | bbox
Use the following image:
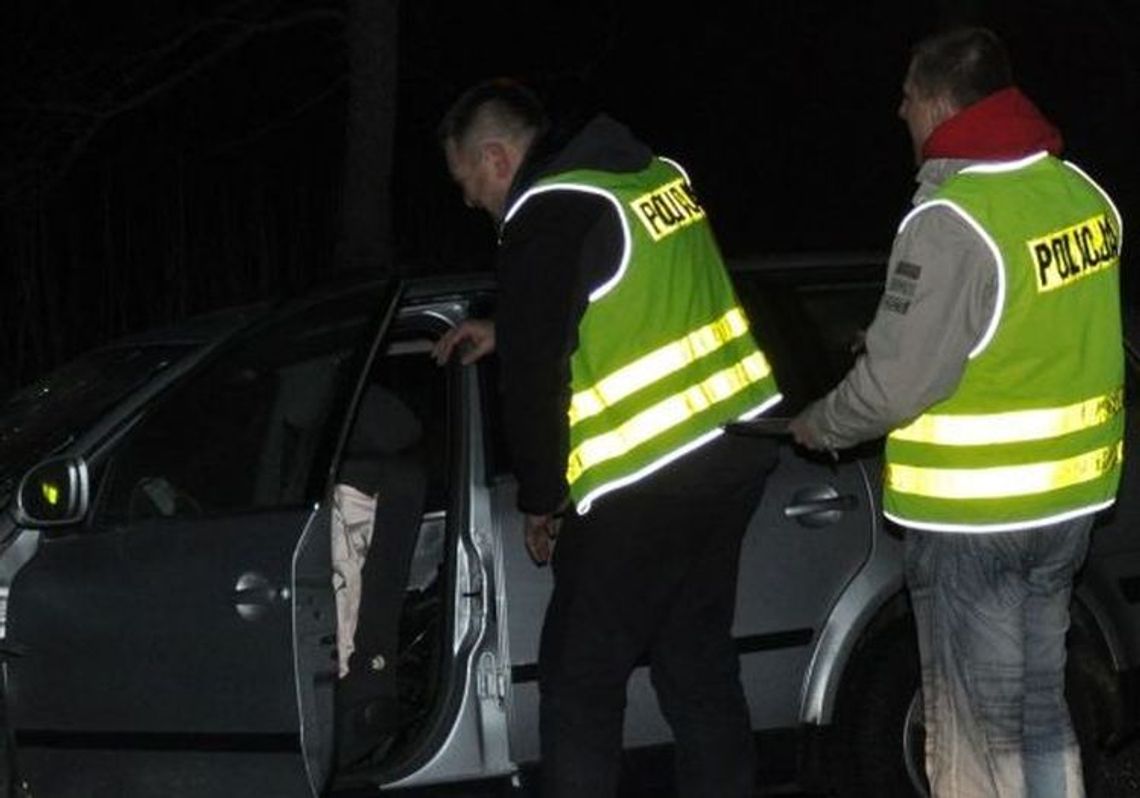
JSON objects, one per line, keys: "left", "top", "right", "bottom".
{"left": 899, "top": 27, "right": 1013, "bottom": 165}
{"left": 439, "top": 79, "right": 549, "bottom": 221}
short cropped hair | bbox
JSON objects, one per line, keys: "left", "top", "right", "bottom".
{"left": 437, "top": 78, "right": 549, "bottom": 149}
{"left": 909, "top": 27, "right": 1013, "bottom": 109}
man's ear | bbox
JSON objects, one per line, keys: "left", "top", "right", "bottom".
{"left": 931, "top": 94, "right": 960, "bottom": 129}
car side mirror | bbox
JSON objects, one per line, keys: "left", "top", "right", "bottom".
{"left": 14, "top": 457, "right": 90, "bottom": 527}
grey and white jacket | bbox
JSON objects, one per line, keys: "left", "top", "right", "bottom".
{"left": 798, "top": 158, "right": 999, "bottom": 449}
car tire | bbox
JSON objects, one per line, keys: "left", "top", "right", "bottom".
{"left": 832, "top": 620, "right": 927, "bottom": 798}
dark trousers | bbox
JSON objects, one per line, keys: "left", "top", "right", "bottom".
{"left": 538, "top": 433, "right": 776, "bottom": 798}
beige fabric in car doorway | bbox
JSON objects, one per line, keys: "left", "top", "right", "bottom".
{"left": 331, "top": 483, "right": 378, "bottom": 678}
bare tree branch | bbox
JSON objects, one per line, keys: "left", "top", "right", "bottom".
{"left": 0, "top": 4, "right": 346, "bottom": 207}
{"left": 206, "top": 74, "right": 347, "bottom": 156}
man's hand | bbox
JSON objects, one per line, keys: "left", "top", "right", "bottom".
{"left": 524, "top": 513, "right": 561, "bottom": 566}
{"left": 432, "top": 319, "right": 496, "bottom": 365}
{"left": 789, "top": 413, "right": 825, "bottom": 451}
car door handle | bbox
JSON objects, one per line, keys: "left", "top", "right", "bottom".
{"left": 232, "top": 572, "right": 290, "bottom": 620}
{"left": 784, "top": 495, "right": 859, "bottom": 518}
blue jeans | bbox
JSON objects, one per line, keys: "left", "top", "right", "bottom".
{"left": 904, "top": 516, "right": 1093, "bottom": 798}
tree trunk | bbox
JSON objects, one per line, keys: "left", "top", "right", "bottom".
{"left": 338, "top": 0, "right": 398, "bottom": 275}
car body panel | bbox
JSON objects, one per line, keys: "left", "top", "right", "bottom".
{"left": 8, "top": 509, "right": 314, "bottom": 733}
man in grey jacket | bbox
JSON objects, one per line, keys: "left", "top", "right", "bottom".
{"left": 791, "top": 27, "right": 1123, "bottom": 798}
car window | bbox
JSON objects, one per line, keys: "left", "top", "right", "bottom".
{"left": 92, "top": 290, "right": 385, "bottom": 524}
{"left": 0, "top": 345, "right": 193, "bottom": 505}
{"left": 733, "top": 265, "right": 884, "bottom": 413}
{"left": 341, "top": 335, "right": 450, "bottom": 514}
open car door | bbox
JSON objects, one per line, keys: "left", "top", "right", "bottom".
{"left": 3, "top": 281, "right": 399, "bottom": 798}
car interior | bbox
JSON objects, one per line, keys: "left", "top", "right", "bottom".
{"left": 331, "top": 328, "right": 457, "bottom": 784}
{"left": 92, "top": 298, "right": 377, "bottom": 523}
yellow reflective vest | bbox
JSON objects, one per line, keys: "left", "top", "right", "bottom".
{"left": 507, "top": 157, "right": 782, "bottom": 513}
{"left": 884, "top": 153, "right": 1124, "bottom": 532}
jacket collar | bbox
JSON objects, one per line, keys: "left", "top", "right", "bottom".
{"left": 922, "top": 87, "right": 1063, "bottom": 162}
{"left": 913, "top": 158, "right": 976, "bottom": 203}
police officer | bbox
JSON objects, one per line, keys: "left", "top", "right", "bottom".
{"left": 433, "top": 80, "right": 782, "bottom": 797}
{"left": 791, "top": 28, "right": 1124, "bottom": 797}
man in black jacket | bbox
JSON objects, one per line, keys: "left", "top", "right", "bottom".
{"left": 433, "top": 79, "right": 777, "bottom": 798}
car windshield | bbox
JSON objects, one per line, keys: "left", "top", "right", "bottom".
{"left": 0, "top": 344, "right": 191, "bottom": 507}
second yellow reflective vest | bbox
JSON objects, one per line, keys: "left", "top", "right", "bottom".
{"left": 884, "top": 152, "right": 1124, "bottom": 532}
{"left": 505, "top": 157, "right": 782, "bottom": 514}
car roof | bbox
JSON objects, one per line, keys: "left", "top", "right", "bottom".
{"left": 395, "top": 252, "right": 890, "bottom": 300}
{"left": 103, "top": 302, "right": 271, "bottom": 350}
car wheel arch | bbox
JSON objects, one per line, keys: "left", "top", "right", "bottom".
{"left": 806, "top": 584, "right": 1124, "bottom": 712}
{"left": 799, "top": 562, "right": 908, "bottom": 725}
{"left": 806, "top": 583, "right": 1125, "bottom": 797}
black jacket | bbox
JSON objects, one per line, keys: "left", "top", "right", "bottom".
{"left": 495, "top": 115, "right": 653, "bottom": 514}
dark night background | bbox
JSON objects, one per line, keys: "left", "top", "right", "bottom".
{"left": 2, "top": 0, "right": 1138, "bottom": 398}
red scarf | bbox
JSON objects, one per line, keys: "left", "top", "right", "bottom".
{"left": 922, "top": 87, "right": 1063, "bottom": 161}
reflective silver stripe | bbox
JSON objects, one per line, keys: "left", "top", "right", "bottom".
{"left": 569, "top": 308, "right": 751, "bottom": 426}
{"left": 886, "top": 441, "right": 1123, "bottom": 500}
{"left": 567, "top": 352, "right": 772, "bottom": 485}
{"left": 890, "top": 390, "right": 1122, "bottom": 446}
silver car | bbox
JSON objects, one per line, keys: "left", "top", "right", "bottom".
{"left": 0, "top": 256, "right": 1136, "bottom": 797}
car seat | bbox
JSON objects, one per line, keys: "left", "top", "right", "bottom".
{"left": 334, "top": 384, "right": 427, "bottom": 768}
